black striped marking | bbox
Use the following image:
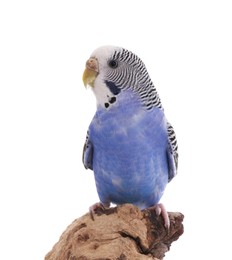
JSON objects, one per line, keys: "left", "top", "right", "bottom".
{"left": 167, "top": 122, "right": 179, "bottom": 171}
{"left": 105, "top": 48, "right": 163, "bottom": 110}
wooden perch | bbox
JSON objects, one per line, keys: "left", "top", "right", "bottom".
{"left": 45, "top": 204, "right": 184, "bottom": 260}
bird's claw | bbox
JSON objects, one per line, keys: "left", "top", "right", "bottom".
{"left": 150, "top": 203, "right": 170, "bottom": 229}
{"left": 89, "top": 202, "right": 110, "bottom": 220}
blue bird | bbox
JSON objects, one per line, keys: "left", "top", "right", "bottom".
{"left": 82, "top": 46, "right": 178, "bottom": 227}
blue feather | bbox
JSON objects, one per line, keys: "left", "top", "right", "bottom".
{"left": 86, "top": 89, "right": 170, "bottom": 209}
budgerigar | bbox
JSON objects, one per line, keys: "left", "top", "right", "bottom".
{"left": 82, "top": 46, "right": 178, "bottom": 227}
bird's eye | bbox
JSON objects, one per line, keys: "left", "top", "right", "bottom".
{"left": 108, "top": 59, "right": 118, "bottom": 69}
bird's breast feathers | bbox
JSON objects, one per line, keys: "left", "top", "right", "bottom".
{"left": 89, "top": 90, "right": 168, "bottom": 162}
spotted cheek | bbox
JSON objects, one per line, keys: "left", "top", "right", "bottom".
{"left": 104, "top": 96, "right": 117, "bottom": 109}
{"left": 109, "top": 97, "right": 116, "bottom": 104}
{"left": 92, "top": 77, "right": 119, "bottom": 109}
{"left": 104, "top": 103, "right": 110, "bottom": 109}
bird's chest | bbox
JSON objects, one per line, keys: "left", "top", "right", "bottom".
{"left": 89, "top": 105, "right": 169, "bottom": 207}
{"left": 89, "top": 104, "right": 167, "bottom": 171}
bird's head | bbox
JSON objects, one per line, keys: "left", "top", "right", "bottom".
{"left": 83, "top": 46, "right": 162, "bottom": 110}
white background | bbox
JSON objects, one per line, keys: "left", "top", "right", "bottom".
{"left": 0, "top": 1, "right": 232, "bottom": 259}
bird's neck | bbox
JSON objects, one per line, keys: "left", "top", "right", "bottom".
{"left": 95, "top": 89, "right": 145, "bottom": 123}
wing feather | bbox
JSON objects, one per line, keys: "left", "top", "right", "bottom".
{"left": 166, "top": 122, "right": 178, "bottom": 182}
{"left": 82, "top": 131, "right": 93, "bottom": 170}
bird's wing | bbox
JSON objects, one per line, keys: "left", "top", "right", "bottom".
{"left": 166, "top": 122, "right": 178, "bottom": 182}
{"left": 82, "top": 131, "right": 93, "bottom": 170}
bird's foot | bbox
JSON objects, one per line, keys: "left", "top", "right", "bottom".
{"left": 149, "top": 203, "right": 170, "bottom": 229}
{"left": 89, "top": 202, "right": 110, "bottom": 220}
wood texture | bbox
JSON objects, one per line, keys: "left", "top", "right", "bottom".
{"left": 45, "top": 204, "right": 184, "bottom": 260}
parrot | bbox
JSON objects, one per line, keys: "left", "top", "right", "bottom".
{"left": 82, "top": 46, "right": 178, "bottom": 228}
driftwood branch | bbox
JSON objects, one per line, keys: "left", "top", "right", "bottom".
{"left": 45, "top": 204, "right": 184, "bottom": 260}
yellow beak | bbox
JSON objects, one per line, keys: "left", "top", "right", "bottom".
{"left": 82, "top": 58, "right": 99, "bottom": 87}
